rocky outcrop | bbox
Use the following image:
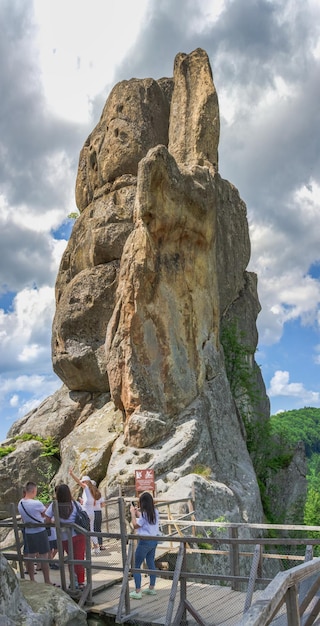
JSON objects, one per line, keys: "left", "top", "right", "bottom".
{"left": 168, "top": 49, "right": 219, "bottom": 171}
{"left": 265, "top": 442, "right": 307, "bottom": 524}
{"left": 106, "top": 145, "right": 220, "bottom": 423}
{"left": 0, "top": 439, "right": 60, "bottom": 518}
{"left": 0, "top": 554, "right": 87, "bottom": 625}
{"left": 2, "top": 49, "right": 274, "bottom": 525}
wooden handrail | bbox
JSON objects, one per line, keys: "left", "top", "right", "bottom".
{"left": 3, "top": 498, "right": 320, "bottom": 625}
{"left": 235, "top": 557, "right": 320, "bottom": 626}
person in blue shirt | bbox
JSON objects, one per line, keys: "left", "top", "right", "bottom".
{"left": 129, "top": 492, "right": 160, "bottom": 599}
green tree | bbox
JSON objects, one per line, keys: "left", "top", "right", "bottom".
{"left": 270, "top": 408, "right": 320, "bottom": 458}
{"left": 304, "top": 487, "right": 320, "bottom": 526}
{"left": 307, "top": 454, "right": 320, "bottom": 492}
{"left": 220, "top": 320, "right": 257, "bottom": 410}
{"left": 220, "top": 320, "right": 295, "bottom": 521}
{"left": 68, "top": 211, "right": 80, "bottom": 220}
{"left": 220, "top": 319, "right": 266, "bottom": 461}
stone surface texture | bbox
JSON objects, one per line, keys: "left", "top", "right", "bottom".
{"left": 1, "top": 49, "right": 306, "bottom": 533}
{"left": 0, "top": 554, "right": 86, "bottom": 625}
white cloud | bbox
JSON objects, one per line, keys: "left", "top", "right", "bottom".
{"left": 0, "top": 201, "right": 69, "bottom": 293}
{"left": 0, "top": 286, "right": 55, "bottom": 372}
{"left": 8, "top": 151, "right": 76, "bottom": 233}
{"left": 18, "top": 344, "right": 43, "bottom": 363}
{"left": 256, "top": 271, "right": 320, "bottom": 345}
{"left": 268, "top": 370, "right": 320, "bottom": 404}
{"left": 0, "top": 374, "right": 48, "bottom": 395}
{"left": 16, "top": 397, "right": 46, "bottom": 418}
{"left": 0, "top": 373, "right": 61, "bottom": 406}
{"left": 51, "top": 238, "right": 68, "bottom": 274}
{"left": 314, "top": 345, "right": 320, "bottom": 365}
{"left": 9, "top": 394, "right": 19, "bottom": 408}
{"left": 249, "top": 179, "right": 320, "bottom": 345}
{"left": 33, "top": 0, "right": 150, "bottom": 123}
{"left": 191, "top": 0, "right": 226, "bottom": 33}
{"left": 0, "top": 373, "right": 61, "bottom": 439}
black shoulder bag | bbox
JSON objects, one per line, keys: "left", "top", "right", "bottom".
{"left": 74, "top": 501, "right": 90, "bottom": 533}
{"left": 20, "top": 500, "right": 51, "bottom": 536}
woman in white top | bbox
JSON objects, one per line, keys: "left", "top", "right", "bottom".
{"left": 92, "top": 480, "right": 105, "bottom": 550}
{"left": 130, "top": 492, "right": 160, "bottom": 599}
{"left": 45, "top": 483, "right": 85, "bottom": 588}
{"left": 69, "top": 467, "right": 101, "bottom": 554}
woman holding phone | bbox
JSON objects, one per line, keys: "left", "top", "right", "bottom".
{"left": 129, "top": 492, "right": 160, "bottom": 599}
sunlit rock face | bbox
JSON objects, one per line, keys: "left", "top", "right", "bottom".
{"left": 22, "top": 48, "right": 270, "bottom": 525}
{"left": 106, "top": 146, "right": 220, "bottom": 422}
{"left": 52, "top": 74, "right": 172, "bottom": 391}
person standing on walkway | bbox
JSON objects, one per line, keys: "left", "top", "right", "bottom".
{"left": 47, "top": 485, "right": 59, "bottom": 570}
{"left": 69, "top": 467, "right": 101, "bottom": 555}
{"left": 45, "top": 483, "right": 86, "bottom": 588}
{"left": 92, "top": 480, "right": 105, "bottom": 550}
{"left": 18, "top": 481, "right": 52, "bottom": 585}
{"left": 129, "top": 492, "right": 160, "bottom": 599}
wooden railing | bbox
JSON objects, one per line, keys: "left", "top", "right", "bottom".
{"left": 2, "top": 499, "right": 320, "bottom": 623}
{"left": 235, "top": 557, "right": 320, "bottom": 626}
{"left": 115, "top": 534, "right": 320, "bottom": 626}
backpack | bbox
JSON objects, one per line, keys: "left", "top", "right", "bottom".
{"left": 74, "top": 502, "right": 90, "bottom": 533}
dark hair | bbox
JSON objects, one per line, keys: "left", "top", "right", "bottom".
{"left": 24, "top": 481, "right": 37, "bottom": 493}
{"left": 56, "top": 483, "right": 74, "bottom": 519}
{"left": 139, "top": 492, "right": 156, "bottom": 525}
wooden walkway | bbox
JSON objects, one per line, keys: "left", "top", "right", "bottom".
{"left": 88, "top": 576, "right": 263, "bottom": 626}
{"left": 12, "top": 539, "right": 320, "bottom": 626}
{"left": 42, "top": 548, "right": 262, "bottom": 625}
{"left": 5, "top": 499, "right": 320, "bottom": 625}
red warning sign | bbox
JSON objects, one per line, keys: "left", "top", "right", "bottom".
{"left": 135, "top": 469, "right": 155, "bottom": 493}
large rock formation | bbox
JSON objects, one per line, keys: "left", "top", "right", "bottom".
{"left": 2, "top": 49, "right": 273, "bottom": 524}
{"left": 0, "top": 554, "right": 87, "bottom": 625}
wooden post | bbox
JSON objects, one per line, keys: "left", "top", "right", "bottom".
{"left": 167, "top": 503, "right": 173, "bottom": 542}
{"left": 299, "top": 544, "right": 314, "bottom": 608}
{"left": 85, "top": 532, "right": 92, "bottom": 604}
{"left": 180, "top": 541, "right": 187, "bottom": 626}
{"left": 305, "top": 545, "right": 313, "bottom": 562}
{"left": 104, "top": 487, "right": 109, "bottom": 533}
{"left": 304, "top": 597, "right": 320, "bottom": 626}
{"left": 189, "top": 485, "right": 196, "bottom": 537}
{"left": 285, "top": 585, "right": 300, "bottom": 626}
{"left": 244, "top": 544, "right": 262, "bottom": 613}
{"left": 229, "top": 526, "right": 240, "bottom": 591}
{"left": 52, "top": 500, "right": 67, "bottom": 590}
{"left": 118, "top": 497, "right": 130, "bottom": 615}
{"left": 165, "top": 542, "right": 185, "bottom": 626}
{"left": 116, "top": 540, "right": 133, "bottom": 623}
{"left": 66, "top": 526, "right": 77, "bottom": 590}
{"left": 11, "top": 503, "right": 24, "bottom": 579}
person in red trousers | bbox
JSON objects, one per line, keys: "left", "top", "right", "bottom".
{"left": 45, "top": 483, "right": 86, "bottom": 589}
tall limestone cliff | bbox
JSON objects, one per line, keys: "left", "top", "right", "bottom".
{"left": 2, "top": 49, "right": 273, "bottom": 523}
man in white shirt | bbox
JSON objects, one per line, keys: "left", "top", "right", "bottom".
{"left": 18, "top": 481, "right": 51, "bottom": 584}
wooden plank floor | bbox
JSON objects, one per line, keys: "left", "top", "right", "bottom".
{"left": 88, "top": 576, "right": 263, "bottom": 626}
{"left": 15, "top": 547, "right": 263, "bottom": 625}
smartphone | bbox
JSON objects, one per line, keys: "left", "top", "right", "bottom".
{"left": 131, "top": 501, "right": 135, "bottom": 507}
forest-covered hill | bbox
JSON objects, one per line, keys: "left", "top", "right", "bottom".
{"left": 270, "top": 407, "right": 320, "bottom": 526}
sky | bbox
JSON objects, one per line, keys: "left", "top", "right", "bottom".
{"left": 0, "top": 0, "right": 320, "bottom": 442}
